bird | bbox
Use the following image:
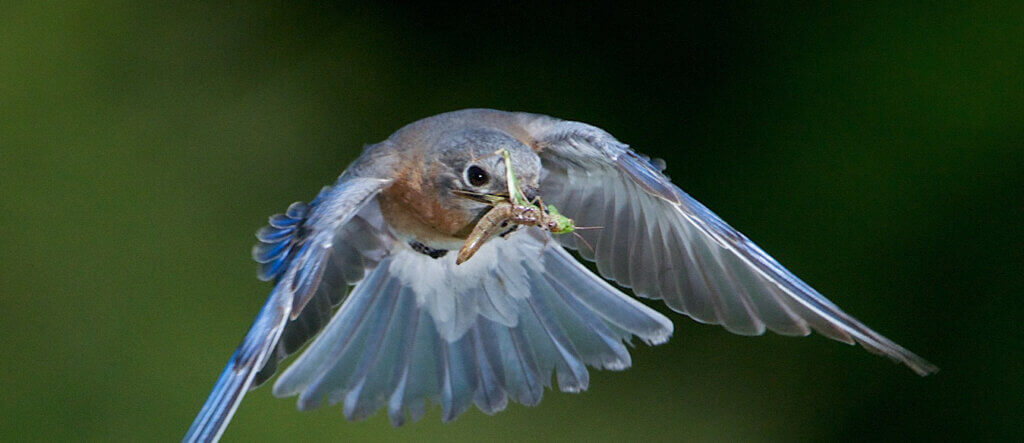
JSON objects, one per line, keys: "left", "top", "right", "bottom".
{"left": 184, "top": 108, "right": 937, "bottom": 442}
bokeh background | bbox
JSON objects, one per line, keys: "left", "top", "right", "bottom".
{"left": 2, "top": 2, "right": 1021, "bottom": 441}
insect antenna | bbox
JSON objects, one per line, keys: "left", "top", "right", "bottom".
{"left": 571, "top": 231, "right": 596, "bottom": 255}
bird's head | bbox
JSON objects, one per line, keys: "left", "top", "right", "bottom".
{"left": 433, "top": 128, "right": 541, "bottom": 212}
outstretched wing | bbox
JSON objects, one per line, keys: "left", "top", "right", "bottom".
{"left": 184, "top": 175, "right": 392, "bottom": 443}
{"left": 526, "top": 119, "right": 937, "bottom": 376}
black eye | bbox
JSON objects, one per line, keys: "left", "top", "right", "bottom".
{"left": 465, "top": 165, "right": 489, "bottom": 187}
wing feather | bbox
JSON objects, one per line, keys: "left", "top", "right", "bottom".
{"left": 528, "top": 119, "right": 937, "bottom": 375}
{"left": 267, "top": 230, "right": 671, "bottom": 425}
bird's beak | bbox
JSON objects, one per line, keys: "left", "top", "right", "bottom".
{"left": 452, "top": 186, "right": 541, "bottom": 205}
{"left": 452, "top": 189, "right": 507, "bottom": 204}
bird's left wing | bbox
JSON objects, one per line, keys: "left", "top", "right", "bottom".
{"left": 185, "top": 175, "right": 392, "bottom": 443}
{"left": 521, "top": 118, "right": 937, "bottom": 376}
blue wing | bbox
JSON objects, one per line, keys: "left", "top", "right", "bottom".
{"left": 184, "top": 176, "right": 392, "bottom": 442}
{"left": 530, "top": 120, "right": 937, "bottom": 376}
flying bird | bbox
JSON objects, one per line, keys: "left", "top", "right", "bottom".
{"left": 185, "top": 109, "right": 936, "bottom": 442}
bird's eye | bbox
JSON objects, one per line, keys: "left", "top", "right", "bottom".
{"left": 465, "top": 165, "right": 489, "bottom": 187}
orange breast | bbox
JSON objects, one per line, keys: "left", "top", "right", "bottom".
{"left": 379, "top": 166, "right": 476, "bottom": 246}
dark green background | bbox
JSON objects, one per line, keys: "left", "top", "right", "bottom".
{"left": 2, "top": 2, "right": 1020, "bottom": 441}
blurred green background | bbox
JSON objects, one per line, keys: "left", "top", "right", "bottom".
{"left": 2, "top": 2, "right": 1021, "bottom": 441}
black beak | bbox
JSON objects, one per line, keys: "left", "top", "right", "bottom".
{"left": 451, "top": 189, "right": 497, "bottom": 203}
{"left": 452, "top": 186, "right": 541, "bottom": 205}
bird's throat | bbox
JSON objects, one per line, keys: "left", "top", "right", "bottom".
{"left": 378, "top": 179, "right": 478, "bottom": 250}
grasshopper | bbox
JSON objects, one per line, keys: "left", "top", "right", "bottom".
{"left": 455, "top": 150, "right": 577, "bottom": 264}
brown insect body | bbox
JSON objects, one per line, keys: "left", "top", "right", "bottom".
{"left": 456, "top": 201, "right": 516, "bottom": 265}
{"left": 455, "top": 198, "right": 568, "bottom": 265}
